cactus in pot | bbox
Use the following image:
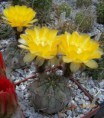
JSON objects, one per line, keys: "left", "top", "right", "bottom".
{"left": 18, "top": 27, "right": 103, "bottom": 114}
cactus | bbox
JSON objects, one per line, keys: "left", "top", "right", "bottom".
{"left": 27, "top": 0, "right": 52, "bottom": 24}
{"left": 61, "top": 20, "right": 77, "bottom": 34}
{"left": 0, "top": 24, "right": 14, "bottom": 39}
{"left": 12, "top": 0, "right": 25, "bottom": 5}
{"left": 3, "top": 41, "right": 27, "bottom": 70}
{"left": 75, "top": 11, "right": 94, "bottom": 32}
{"left": 76, "top": 0, "right": 92, "bottom": 7}
{"left": 57, "top": 3, "right": 71, "bottom": 17}
{"left": 96, "top": 2, "right": 104, "bottom": 24}
{"left": 29, "top": 73, "right": 71, "bottom": 114}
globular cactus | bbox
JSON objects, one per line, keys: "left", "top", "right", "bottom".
{"left": 75, "top": 11, "right": 94, "bottom": 32}
{"left": 29, "top": 73, "right": 71, "bottom": 114}
{"left": 57, "top": 3, "right": 71, "bottom": 17}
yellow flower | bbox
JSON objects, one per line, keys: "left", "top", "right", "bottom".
{"left": 18, "top": 27, "right": 58, "bottom": 62}
{"left": 3, "top": 5, "right": 37, "bottom": 31}
{"left": 58, "top": 32, "right": 103, "bottom": 72}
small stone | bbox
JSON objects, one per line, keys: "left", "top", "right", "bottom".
{"left": 82, "top": 109, "right": 88, "bottom": 114}
{"left": 67, "top": 116, "right": 73, "bottom": 118}
{"left": 58, "top": 112, "right": 67, "bottom": 118}
{"left": 20, "top": 104, "right": 26, "bottom": 111}
{"left": 76, "top": 107, "right": 82, "bottom": 113}
{"left": 67, "top": 110, "right": 72, "bottom": 116}
{"left": 54, "top": 114, "right": 58, "bottom": 118}
{"left": 20, "top": 84, "right": 26, "bottom": 90}
{"left": 74, "top": 85, "right": 78, "bottom": 89}
{"left": 56, "top": 70, "right": 63, "bottom": 76}
{"left": 83, "top": 96, "right": 89, "bottom": 101}
{"left": 78, "top": 114, "right": 84, "bottom": 117}
{"left": 70, "top": 100, "right": 77, "bottom": 106}
{"left": 89, "top": 88, "right": 96, "bottom": 95}
{"left": 43, "top": 116, "right": 49, "bottom": 118}
{"left": 99, "top": 80, "right": 104, "bottom": 89}
{"left": 75, "top": 97, "right": 79, "bottom": 101}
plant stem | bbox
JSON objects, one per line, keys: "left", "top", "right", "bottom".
{"left": 63, "top": 63, "right": 71, "bottom": 77}
{"left": 13, "top": 27, "right": 25, "bottom": 41}
{"left": 37, "top": 60, "right": 48, "bottom": 73}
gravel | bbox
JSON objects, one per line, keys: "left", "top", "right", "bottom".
{"left": 6, "top": 66, "right": 103, "bottom": 118}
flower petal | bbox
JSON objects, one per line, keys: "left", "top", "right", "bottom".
{"left": 84, "top": 60, "right": 98, "bottom": 69}
{"left": 18, "top": 39, "right": 27, "bottom": 45}
{"left": 17, "top": 27, "right": 23, "bottom": 32}
{"left": 70, "top": 62, "right": 81, "bottom": 72}
{"left": 35, "top": 57, "right": 45, "bottom": 67}
{"left": 18, "top": 45, "right": 28, "bottom": 49}
{"left": 23, "top": 53, "right": 36, "bottom": 63}
{"left": 63, "top": 56, "right": 72, "bottom": 63}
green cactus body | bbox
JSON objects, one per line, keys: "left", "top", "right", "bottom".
{"left": 75, "top": 11, "right": 94, "bottom": 32}
{"left": 12, "top": 0, "right": 25, "bottom": 5}
{"left": 27, "top": 0, "right": 52, "bottom": 24}
{"left": 29, "top": 73, "right": 71, "bottom": 114}
{"left": 58, "top": 3, "right": 71, "bottom": 17}
{"left": 76, "top": 0, "right": 92, "bottom": 7}
{"left": 97, "top": 2, "right": 104, "bottom": 24}
{"left": 3, "top": 41, "right": 27, "bottom": 70}
{"left": 0, "top": 24, "right": 14, "bottom": 39}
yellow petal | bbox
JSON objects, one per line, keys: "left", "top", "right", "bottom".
{"left": 18, "top": 39, "right": 27, "bottom": 45}
{"left": 17, "top": 27, "right": 23, "bottom": 32}
{"left": 18, "top": 45, "right": 28, "bottom": 49}
{"left": 84, "top": 60, "right": 98, "bottom": 69}
{"left": 63, "top": 56, "right": 72, "bottom": 63}
{"left": 29, "top": 19, "right": 38, "bottom": 23}
{"left": 70, "top": 62, "right": 81, "bottom": 72}
{"left": 23, "top": 53, "right": 35, "bottom": 63}
{"left": 35, "top": 57, "right": 45, "bottom": 66}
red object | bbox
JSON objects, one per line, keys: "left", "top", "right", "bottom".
{"left": 0, "top": 52, "right": 6, "bottom": 76}
{"left": 0, "top": 52, "right": 5, "bottom": 69}
{"left": 0, "top": 52, "right": 17, "bottom": 115}
{"left": 0, "top": 76, "right": 17, "bottom": 115}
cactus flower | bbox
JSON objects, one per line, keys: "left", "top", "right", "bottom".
{"left": 58, "top": 32, "right": 103, "bottom": 72}
{"left": 18, "top": 27, "right": 58, "bottom": 62}
{"left": 2, "top": 5, "right": 37, "bottom": 32}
